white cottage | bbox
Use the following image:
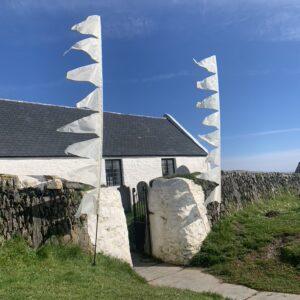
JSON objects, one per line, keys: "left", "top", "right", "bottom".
{"left": 0, "top": 99, "right": 207, "bottom": 190}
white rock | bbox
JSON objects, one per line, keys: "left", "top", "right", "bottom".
{"left": 17, "top": 175, "right": 46, "bottom": 189}
{"left": 87, "top": 187, "right": 132, "bottom": 266}
{"left": 148, "top": 178, "right": 210, "bottom": 265}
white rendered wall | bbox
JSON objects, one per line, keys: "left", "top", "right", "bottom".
{"left": 0, "top": 156, "right": 207, "bottom": 189}
{"left": 0, "top": 158, "right": 98, "bottom": 186}
{"left": 121, "top": 157, "right": 162, "bottom": 188}
{"left": 175, "top": 156, "right": 207, "bottom": 175}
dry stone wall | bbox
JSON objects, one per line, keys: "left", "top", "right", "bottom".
{"left": 0, "top": 175, "right": 91, "bottom": 250}
{"left": 207, "top": 171, "right": 300, "bottom": 224}
{"left": 222, "top": 171, "right": 300, "bottom": 209}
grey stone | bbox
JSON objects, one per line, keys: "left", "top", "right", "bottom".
{"left": 0, "top": 175, "right": 91, "bottom": 252}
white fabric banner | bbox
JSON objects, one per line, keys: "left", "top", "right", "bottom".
{"left": 207, "top": 148, "right": 220, "bottom": 167}
{"left": 196, "top": 93, "right": 220, "bottom": 110}
{"left": 197, "top": 74, "right": 219, "bottom": 92}
{"left": 64, "top": 138, "right": 100, "bottom": 160}
{"left": 75, "top": 188, "right": 98, "bottom": 217}
{"left": 65, "top": 37, "right": 100, "bottom": 63}
{"left": 67, "top": 63, "right": 102, "bottom": 87}
{"left": 66, "top": 163, "right": 98, "bottom": 187}
{"left": 193, "top": 55, "right": 217, "bottom": 74}
{"left": 199, "top": 130, "right": 220, "bottom": 147}
{"left": 205, "top": 185, "right": 221, "bottom": 204}
{"left": 72, "top": 15, "right": 100, "bottom": 38}
{"left": 198, "top": 166, "right": 221, "bottom": 184}
{"left": 76, "top": 88, "right": 102, "bottom": 111}
{"left": 202, "top": 111, "right": 220, "bottom": 129}
{"left": 64, "top": 15, "right": 104, "bottom": 217}
{"left": 57, "top": 113, "right": 101, "bottom": 135}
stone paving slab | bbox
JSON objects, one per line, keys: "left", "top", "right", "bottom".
{"left": 133, "top": 261, "right": 300, "bottom": 300}
{"left": 148, "top": 267, "right": 257, "bottom": 300}
{"left": 249, "top": 292, "right": 300, "bottom": 300}
{"left": 134, "top": 264, "right": 183, "bottom": 282}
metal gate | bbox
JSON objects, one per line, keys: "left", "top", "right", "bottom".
{"left": 132, "top": 181, "right": 152, "bottom": 255}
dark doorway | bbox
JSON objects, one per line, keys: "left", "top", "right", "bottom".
{"left": 132, "top": 182, "right": 152, "bottom": 255}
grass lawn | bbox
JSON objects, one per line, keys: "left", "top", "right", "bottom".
{"left": 0, "top": 238, "right": 226, "bottom": 300}
{"left": 191, "top": 194, "right": 300, "bottom": 294}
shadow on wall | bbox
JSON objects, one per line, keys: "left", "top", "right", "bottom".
{"left": 118, "top": 185, "right": 131, "bottom": 213}
{"left": 176, "top": 165, "right": 190, "bottom": 175}
{"left": 0, "top": 179, "right": 90, "bottom": 251}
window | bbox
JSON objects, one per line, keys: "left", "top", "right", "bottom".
{"left": 105, "top": 159, "right": 123, "bottom": 186}
{"left": 161, "top": 158, "right": 176, "bottom": 176}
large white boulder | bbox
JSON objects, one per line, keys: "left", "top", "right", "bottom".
{"left": 87, "top": 187, "right": 132, "bottom": 266}
{"left": 148, "top": 178, "right": 210, "bottom": 265}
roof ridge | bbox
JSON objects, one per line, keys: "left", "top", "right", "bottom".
{"left": 0, "top": 99, "right": 165, "bottom": 118}
{"left": 105, "top": 111, "right": 165, "bottom": 119}
{"left": 0, "top": 98, "right": 81, "bottom": 110}
{"left": 164, "top": 114, "right": 208, "bottom": 154}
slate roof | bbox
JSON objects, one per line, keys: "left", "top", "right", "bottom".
{"left": 296, "top": 162, "right": 300, "bottom": 173}
{"left": 0, "top": 99, "right": 207, "bottom": 158}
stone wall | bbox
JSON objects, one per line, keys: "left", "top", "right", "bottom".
{"left": 207, "top": 171, "right": 300, "bottom": 224}
{"left": 0, "top": 175, "right": 91, "bottom": 250}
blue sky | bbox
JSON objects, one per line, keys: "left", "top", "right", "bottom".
{"left": 0, "top": 0, "right": 299, "bottom": 172}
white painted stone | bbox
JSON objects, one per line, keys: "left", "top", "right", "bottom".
{"left": 87, "top": 187, "right": 132, "bottom": 265}
{"left": 148, "top": 178, "right": 210, "bottom": 265}
{"left": 17, "top": 175, "right": 47, "bottom": 189}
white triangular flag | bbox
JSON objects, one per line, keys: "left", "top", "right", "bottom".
{"left": 197, "top": 74, "right": 219, "bottom": 92}
{"left": 193, "top": 56, "right": 217, "bottom": 74}
{"left": 65, "top": 138, "right": 100, "bottom": 160}
{"left": 205, "top": 185, "right": 221, "bottom": 204}
{"left": 75, "top": 188, "right": 98, "bottom": 217}
{"left": 72, "top": 15, "right": 100, "bottom": 38}
{"left": 76, "top": 88, "right": 102, "bottom": 111}
{"left": 197, "top": 166, "right": 221, "bottom": 184}
{"left": 67, "top": 63, "right": 102, "bottom": 87}
{"left": 66, "top": 163, "right": 98, "bottom": 187}
{"left": 207, "top": 148, "right": 220, "bottom": 167}
{"left": 57, "top": 113, "right": 101, "bottom": 135}
{"left": 64, "top": 37, "right": 100, "bottom": 62}
{"left": 202, "top": 112, "right": 220, "bottom": 129}
{"left": 199, "top": 130, "right": 220, "bottom": 147}
{"left": 196, "top": 93, "right": 220, "bottom": 110}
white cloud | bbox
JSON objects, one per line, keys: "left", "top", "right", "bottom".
{"left": 5, "top": 0, "right": 300, "bottom": 41}
{"left": 141, "top": 70, "right": 189, "bottom": 82}
{"left": 224, "top": 128, "right": 300, "bottom": 140}
{"left": 222, "top": 149, "right": 300, "bottom": 172}
{"left": 0, "top": 80, "right": 64, "bottom": 93}
{"left": 3, "top": 0, "right": 156, "bottom": 39}
{"left": 103, "top": 16, "right": 155, "bottom": 39}
{"left": 128, "top": 70, "right": 189, "bottom": 83}
{"left": 257, "top": 10, "right": 300, "bottom": 42}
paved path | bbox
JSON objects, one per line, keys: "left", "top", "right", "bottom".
{"left": 132, "top": 255, "right": 300, "bottom": 300}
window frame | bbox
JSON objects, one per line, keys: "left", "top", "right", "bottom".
{"left": 105, "top": 159, "right": 123, "bottom": 187}
{"left": 161, "top": 158, "right": 176, "bottom": 177}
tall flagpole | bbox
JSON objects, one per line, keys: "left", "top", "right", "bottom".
{"left": 93, "top": 20, "right": 104, "bottom": 265}
{"left": 58, "top": 15, "right": 104, "bottom": 266}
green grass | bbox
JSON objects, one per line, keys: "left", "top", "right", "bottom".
{"left": 191, "top": 195, "right": 300, "bottom": 294}
{"left": 0, "top": 238, "right": 226, "bottom": 300}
